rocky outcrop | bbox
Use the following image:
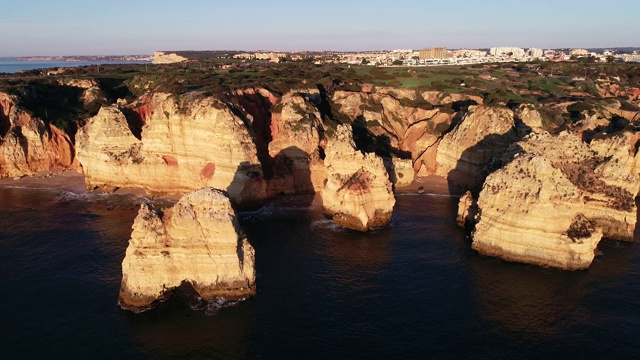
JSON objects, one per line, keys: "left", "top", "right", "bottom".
{"left": 57, "top": 78, "right": 107, "bottom": 109}
{"left": 321, "top": 125, "right": 395, "bottom": 231}
{"left": 456, "top": 191, "right": 477, "bottom": 228}
{"left": 421, "top": 91, "right": 483, "bottom": 106}
{"left": 76, "top": 94, "right": 269, "bottom": 208}
{"left": 605, "top": 106, "right": 640, "bottom": 123}
{"left": 267, "top": 90, "right": 325, "bottom": 193}
{"left": 435, "top": 106, "right": 521, "bottom": 190}
{"left": 331, "top": 89, "right": 457, "bottom": 176}
{"left": 471, "top": 131, "right": 638, "bottom": 270}
{"left": 119, "top": 188, "right": 255, "bottom": 311}
{"left": 515, "top": 104, "right": 545, "bottom": 133}
{"left": 0, "top": 93, "right": 76, "bottom": 177}
{"left": 388, "top": 156, "right": 414, "bottom": 187}
{"left": 152, "top": 51, "right": 188, "bottom": 64}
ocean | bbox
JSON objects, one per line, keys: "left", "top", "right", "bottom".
{"left": 0, "top": 185, "right": 639, "bottom": 359}
{"left": 0, "top": 59, "right": 148, "bottom": 74}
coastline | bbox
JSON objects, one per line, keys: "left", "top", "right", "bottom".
{"left": 0, "top": 170, "right": 461, "bottom": 200}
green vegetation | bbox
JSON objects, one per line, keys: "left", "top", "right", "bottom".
{"left": 0, "top": 57, "right": 638, "bottom": 139}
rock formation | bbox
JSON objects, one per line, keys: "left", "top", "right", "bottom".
{"left": 388, "top": 156, "right": 414, "bottom": 188}
{"left": 0, "top": 93, "right": 76, "bottom": 177}
{"left": 152, "top": 51, "right": 188, "bottom": 64}
{"left": 331, "top": 89, "right": 458, "bottom": 176}
{"left": 267, "top": 90, "right": 325, "bottom": 192}
{"left": 57, "top": 78, "right": 107, "bottom": 110}
{"left": 471, "top": 131, "right": 638, "bottom": 270}
{"left": 515, "top": 104, "right": 545, "bottom": 133}
{"left": 456, "top": 190, "right": 477, "bottom": 228}
{"left": 321, "top": 125, "right": 395, "bottom": 231}
{"left": 76, "top": 94, "right": 269, "bottom": 208}
{"left": 435, "top": 106, "right": 521, "bottom": 190}
{"left": 119, "top": 187, "right": 255, "bottom": 311}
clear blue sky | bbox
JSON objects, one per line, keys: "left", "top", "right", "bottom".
{"left": 0, "top": 0, "right": 637, "bottom": 56}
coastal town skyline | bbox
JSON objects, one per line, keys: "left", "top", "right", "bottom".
{"left": 1, "top": 0, "right": 638, "bottom": 57}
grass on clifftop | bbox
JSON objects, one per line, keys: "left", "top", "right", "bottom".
{"left": 0, "top": 59, "right": 638, "bottom": 137}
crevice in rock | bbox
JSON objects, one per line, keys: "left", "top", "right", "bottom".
{"left": 351, "top": 115, "right": 410, "bottom": 159}
{"left": 231, "top": 90, "right": 275, "bottom": 179}
{"left": 0, "top": 103, "right": 10, "bottom": 138}
{"left": 121, "top": 104, "right": 151, "bottom": 141}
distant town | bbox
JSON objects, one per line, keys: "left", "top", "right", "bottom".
{"left": 17, "top": 55, "right": 153, "bottom": 62}
{"left": 14, "top": 47, "right": 640, "bottom": 66}
{"left": 229, "top": 47, "right": 640, "bottom": 65}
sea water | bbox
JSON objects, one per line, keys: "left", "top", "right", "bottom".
{"left": 0, "top": 186, "right": 639, "bottom": 359}
{"left": 0, "top": 59, "right": 148, "bottom": 74}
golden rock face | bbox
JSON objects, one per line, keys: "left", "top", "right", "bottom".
{"left": 0, "top": 92, "right": 76, "bottom": 178}
{"left": 75, "top": 93, "right": 269, "bottom": 207}
{"left": 321, "top": 124, "right": 395, "bottom": 232}
{"left": 118, "top": 187, "right": 255, "bottom": 311}
{"left": 471, "top": 131, "right": 638, "bottom": 270}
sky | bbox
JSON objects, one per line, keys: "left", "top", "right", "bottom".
{"left": 0, "top": 0, "right": 638, "bottom": 56}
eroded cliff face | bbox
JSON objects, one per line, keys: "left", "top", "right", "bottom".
{"left": 119, "top": 188, "right": 255, "bottom": 311}
{"left": 76, "top": 93, "right": 269, "bottom": 208}
{"left": 435, "top": 106, "right": 521, "bottom": 190}
{"left": 321, "top": 125, "right": 395, "bottom": 231}
{"left": 0, "top": 93, "right": 76, "bottom": 177}
{"left": 331, "top": 89, "right": 459, "bottom": 176}
{"left": 267, "top": 90, "right": 325, "bottom": 193}
{"left": 472, "top": 132, "right": 638, "bottom": 270}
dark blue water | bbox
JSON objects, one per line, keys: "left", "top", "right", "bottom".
{"left": 0, "top": 59, "right": 148, "bottom": 74}
{"left": 0, "top": 186, "right": 639, "bottom": 359}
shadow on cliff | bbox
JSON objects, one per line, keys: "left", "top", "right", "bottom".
{"left": 351, "top": 115, "right": 412, "bottom": 188}
{"left": 227, "top": 146, "right": 315, "bottom": 212}
{"left": 0, "top": 103, "right": 9, "bottom": 138}
{"left": 229, "top": 90, "right": 275, "bottom": 178}
{"left": 634, "top": 197, "right": 640, "bottom": 242}
{"left": 446, "top": 118, "right": 530, "bottom": 236}
{"left": 446, "top": 118, "right": 531, "bottom": 197}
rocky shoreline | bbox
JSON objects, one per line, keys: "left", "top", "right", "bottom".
{"left": 2, "top": 77, "right": 640, "bottom": 308}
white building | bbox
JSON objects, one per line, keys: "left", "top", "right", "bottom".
{"left": 527, "top": 48, "right": 544, "bottom": 58}
{"left": 490, "top": 47, "right": 526, "bottom": 58}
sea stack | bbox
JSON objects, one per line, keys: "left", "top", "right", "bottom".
{"left": 471, "top": 132, "right": 637, "bottom": 270}
{"left": 118, "top": 187, "right": 255, "bottom": 311}
{"left": 321, "top": 124, "right": 395, "bottom": 231}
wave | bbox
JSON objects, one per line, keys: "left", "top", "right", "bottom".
{"left": 189, "top": 296, "right": 245, "bottom": 316}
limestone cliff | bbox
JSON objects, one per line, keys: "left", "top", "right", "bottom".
{"left": 321, "top": 125, "right": 395, "bottom": 231}
{"left": 0, "top": 93, "right": 75, "bottom": 177}
{"left": 331, "top": 89, "right": 457, "bottom": 176}
{"left": 435, "top": 106, "right": 520, "bottom": 190}
{"left": 472, "top": 132, "right": 637, "bottom": 270}
{"left": 119, "top": 188, "right": 255, "bottom": 311}
{"left": 76, "top": 93, "right": 269, "bottom": 208}
{"left": 267, "top": 90, "right": 325, "bottom": 193}
{"left": 152, "top": 51, "right": 188, "bottom": 64}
